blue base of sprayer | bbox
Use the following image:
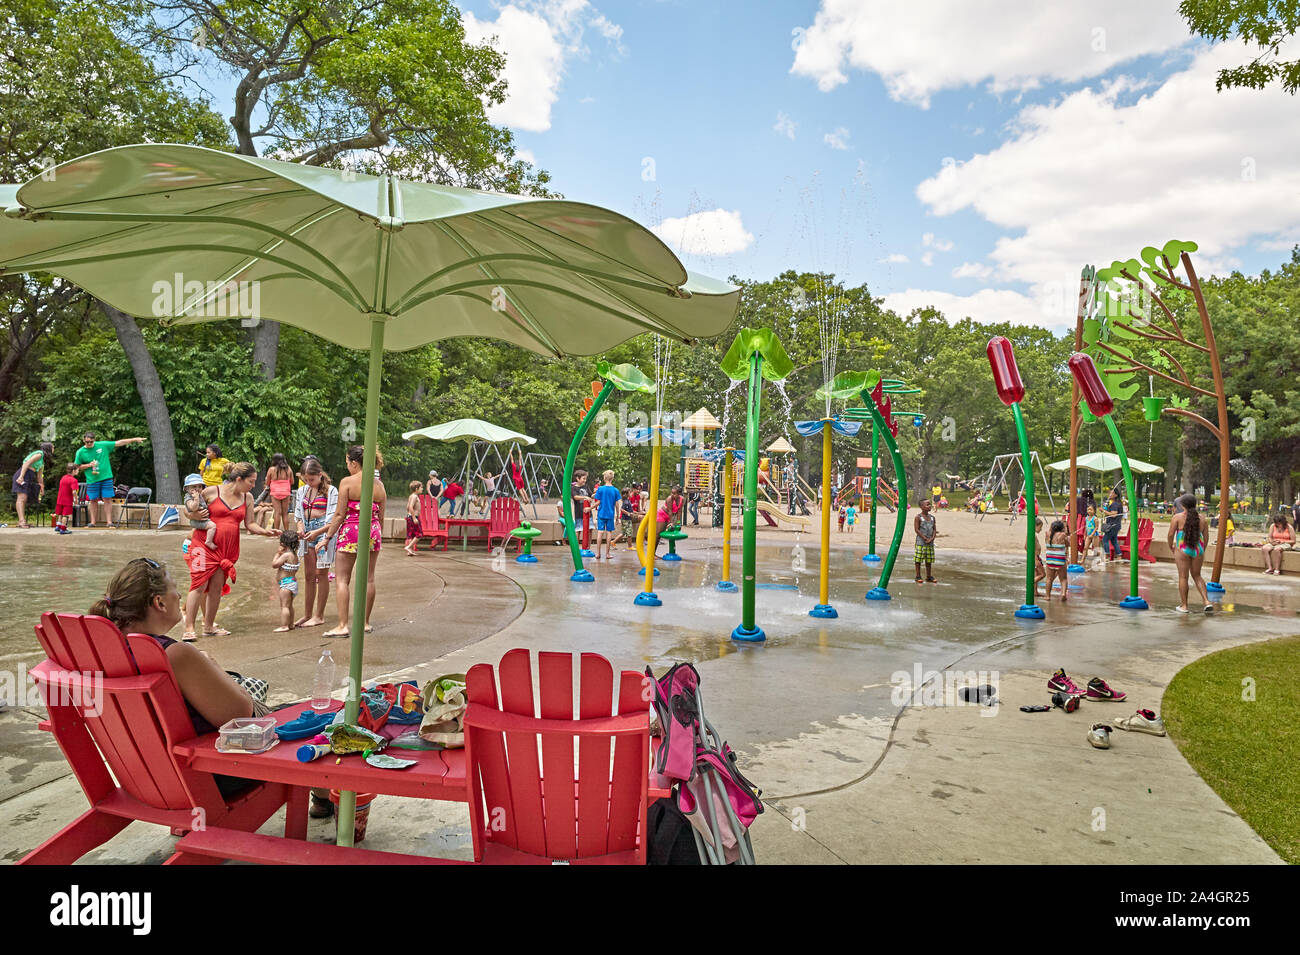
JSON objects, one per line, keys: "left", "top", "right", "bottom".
{"left": 1067, "top": 563, "right": 1085, "bottom": 574}
{"left": 570, "top": 569, "right": 594, "bottom": 582}
{"left": 634, "top": 591, "right": 661, "bottom": 607}
{"left": 809, "top": 604, "right": 838, "bottom": 619}
{"left": 715, "top": 580, "right": 738, "bottom": 593}
{"left": 1207, "top": 581, "right": 1225, "bottom": 593}
{"left": 1120, "top": 595, "right": 1149, "bottom": 610}
{"left": 660, "top": 553, "right": 682, "bottom": 562}
{"left": 865, "top": 587, "right": 891, "bottom": 601}
{"left": 580, "top": 548, "right": 595, "bottom": 558}
{"left": 731, "top": 624, "right": 766, "bottom": 642}
{"left": 515, "top": 554, "right": 538, "bottom": 563}
{"left": 1014, "top": 603, "right": 1045, "bottom": 620}
{"left": 637, "top": 567, "right": 660, "bottom": 577}
{"left": 862, "top": 554, "right": 882, "bottom": 563}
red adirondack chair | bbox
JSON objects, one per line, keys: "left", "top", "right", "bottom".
{"left": 20, "top": 613, "right": 291, "bottom": 864}
{"left": 416, "top": 494, "right": 449, "bottom": 551}
{"left": 1119, "top": 517, "right": 1157, "bottom": 563}
{"left": 464, "top": 648, "right": 650, "bottom": 864}
{"left": 486, "top": 497, "right": 522, "bottom": 552}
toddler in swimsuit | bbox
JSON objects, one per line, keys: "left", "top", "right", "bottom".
{"left": 183, "top": 473, "right": 218, "bottom": 550}
{"left": 272, "top": 528, "right": 300, "bottom": 631}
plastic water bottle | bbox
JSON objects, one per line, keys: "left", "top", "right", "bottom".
{"left": 312, "top": 649, "right": 335, "bottom": 710}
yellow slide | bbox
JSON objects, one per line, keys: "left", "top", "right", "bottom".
{"left": 755, "top": 500, "right": 810, "bottom": 528}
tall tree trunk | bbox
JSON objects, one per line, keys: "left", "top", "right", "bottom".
{"left": 251, "top": 319, "right": 279, "bottom": 379}
{"left": 101, "top": 302, "right": 181, "bottom": 504}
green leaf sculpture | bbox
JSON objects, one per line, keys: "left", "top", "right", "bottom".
{"left": 596, "top": 360, "right": 656, "bottom": 394}
{"left": 815, "top": 369, "right": 881, "bottom": 402}
{"left": 719, "top": 327, "right": 794, "bottom": 382}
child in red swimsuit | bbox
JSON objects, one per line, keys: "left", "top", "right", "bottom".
{"left": 54, "top": 464, "right": 78, "bottom": 534}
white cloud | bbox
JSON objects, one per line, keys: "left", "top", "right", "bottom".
{"left": 882, "top": 288, "right": 1052, "bottom": 329}
{"left": 952, "top": 261, "right": 992, "bottom": 279}
{"left": 652, "top": 208, "right": 755, "bottom": 257}
{"left": 879, "top": 253, "right": 909, "bottom": 264}
{"left": 790, "top": 2, "right": 1190, "bottom": 106}
{"left": 920, "top": 251, "right": 934, "bottom": 267}
{"left": 463, "top": 2, "right": 623, "bottom": 133}
{"left": 514, "top": 148, "right": 537, "bottom": 165}
{"left": 912, "top": 41, "right": 1300, "bottom": 318}
{"left": 922, "top": 232, "right": 953, "bottom": 252}
{"left": 823, "top": 126, "right": 850, "bottom": 150}
{"left": 774, "top": 112, "right": 797, "bottom": 140}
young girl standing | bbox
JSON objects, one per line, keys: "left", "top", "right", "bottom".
{"left": 1084, "top": 505, "right": 1099, "bottom": 560}
{"left": 265, "top": 453, "right": 295, "bottom": 531}
{"left": 272, "top": 529, "right": 300, "bottom": 632}
{"left": 1044, "top": 519, "right": 1069, "bottom": 601}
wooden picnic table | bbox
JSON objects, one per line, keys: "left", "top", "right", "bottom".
{"left": 171, "top": 700, "right": 670, "bottom": 845}
{"left": 445, "top": 515, "right": 491, "bottom": 551}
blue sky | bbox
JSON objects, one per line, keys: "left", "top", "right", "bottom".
{"left": 453, "top": 1, "right": 1300, "bottom": 331}
{"left": 182, "top": 1, "right": 1300, "bottom": 332}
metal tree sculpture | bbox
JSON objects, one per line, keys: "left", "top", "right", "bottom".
{"left": 1080, "top": 240, "right": 1232, "bottom": 592}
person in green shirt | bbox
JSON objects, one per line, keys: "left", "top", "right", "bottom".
{"left": 73, "top": 431, "right": 146, "bottom": 528}
{"left": 11, "top": 441, "right": 53, "bottom": 527}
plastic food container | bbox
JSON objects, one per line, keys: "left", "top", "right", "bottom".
{"left": 216, "top": 716, "right": 278, "bottom": 753}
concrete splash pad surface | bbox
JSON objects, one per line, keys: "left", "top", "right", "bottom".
{"left": 1, "top": 526, "right": 1297, "bottom": 863}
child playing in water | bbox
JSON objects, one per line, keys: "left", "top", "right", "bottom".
{"left": 1084, "top": 505, "right": 1099, "bottom": 560}
{"left": 838, "top": 505, "right": 847, "bottom": 532}
{"left": 913, "top": 499, "right": 937, "bottom": 582}
{"left": 54, "top": 463, "right": 79, "bottom": 534}
{"left": 592, "top": 470, "right": 621, "bottom": 560}
{"left": 1044, "top": 519, "right": 1069, "bottom": 601}
{"left": 272, "top": 528, "right": 300, "bottom": 631}
{"left": 183, "top": 472, "right": 218, "bottom": 550}
{"left": 404, "top": 480, "right": 422, "bottom": 556}
{"left": 845, "top": 503, "right": 856, "bottom": 532}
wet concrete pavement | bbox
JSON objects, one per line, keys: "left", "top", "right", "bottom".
{"left": 1, "top": 523, "right": 1296, "bottom": 863}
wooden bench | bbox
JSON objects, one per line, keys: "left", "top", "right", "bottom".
{"left": 169, "top": 827, "right": 467, "bottom": 865}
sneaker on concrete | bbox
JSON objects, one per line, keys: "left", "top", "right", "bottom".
{"left": 1086, "top": 677, "right": 1126, "bottom": 702}
{"left": 1047, "top": 668, "right": 1085, "bottom": 696}
{"left": 1087, "top": 723, "right": 1113, "bottom": 749}
{"left": 1051, "top": 690, "right": 1082, "bottom": 714}
{"left": 1111, "top": 708, "right": 1166, "bottom": 736}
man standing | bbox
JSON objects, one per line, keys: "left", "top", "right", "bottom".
{"left": 74, "top": 431, "right": 146, "bottom": 528}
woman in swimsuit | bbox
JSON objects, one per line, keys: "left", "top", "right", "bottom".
{"left": 181, "top": 461, "right": 279, "bottom": 639}
{"left": 293, "top": 456, "right": 337, "bottom": 628}
{"left": 1167, "top": 492, "right": 1212, "bottom": 614}
{"left": 265, "top": 452, "right": 295, "bottom": 532}
{"left": 321, "top": 445, "right": 386, "bottom": 637}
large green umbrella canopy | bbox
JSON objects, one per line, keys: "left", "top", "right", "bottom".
{"left": 0, "top": 143, "right": 740, "bottom": 846}
{"left": 1046, "top": 452, "right": 1164, "bottom": 474}
{"left": 402, "top": 418, "right": 535, "bottom": 445}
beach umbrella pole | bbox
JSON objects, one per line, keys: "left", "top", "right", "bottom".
{"left": 337, "top": 315, "right": 386, "bottom": 847}
{"left": 811, "top": 420, "right": 836, "bottom": 617}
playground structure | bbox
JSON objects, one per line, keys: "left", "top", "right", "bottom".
{"left": 520, "top": 452, "right": 564, "bottom": 519}
{"left": 562, "top": 361, "right": 656, "bottom": 583}
{"left": 401, "top": 419, "right": 536, "bottom": 517}
{"left": 986, "top": 337, "right": 1044, "bottom": 620}
{"left": 977, "top": 451, "right": 1058, "bottom": 521}
{"left": 1069, "top": 352, "right": 1149, "bottom": 610}
{"left": 1074, "top": 243, "right": 1230, "bottom": 593}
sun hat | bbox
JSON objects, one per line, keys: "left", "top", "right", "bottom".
{"left": 183, "top": 473, "right": 204, "bottom": 487}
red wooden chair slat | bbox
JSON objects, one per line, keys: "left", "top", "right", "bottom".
{"left": 465, "top": 662, "right": 514, "bottom": 861}
{"left": 607, "top": 670, "right": 649, "bottom": 853}
{"left": 576, "top": 654, "right": 615, "bottom": 857}
{"left": 497, "top": 648, "right": 547, "bottom": 856}
{"left": 537, "top": 652, "right": 577, "bottom": 858}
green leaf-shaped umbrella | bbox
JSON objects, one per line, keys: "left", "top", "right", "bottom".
{"left": 402, "top": 418, "right": 536, "bottom": 445}
{"left": 0, "top": 143, "right": 739, "bottom": 846}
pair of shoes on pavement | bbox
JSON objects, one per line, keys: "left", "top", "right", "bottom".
{"left": 1047, "top": 668, "right": 1126, "bottom": 703}
{"left": 1091, "top": 708, "right": 1166, "bottom": 747}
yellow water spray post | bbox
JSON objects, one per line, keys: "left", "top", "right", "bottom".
{"left": 635, "top": 425, "right": 664, "bottom": 606}
{"left": 810, "top": 418, "right": 836, "bottom": 617}
{"left": 717, "top": 447, "right": 738, "bottom": 592}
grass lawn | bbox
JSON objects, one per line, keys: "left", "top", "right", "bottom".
{"left": 1163, "top": 635, "right": 1300, "bottom": 864}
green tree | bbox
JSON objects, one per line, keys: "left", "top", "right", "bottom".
{"left": 1180, "top": 0, "right": 1300, "bottom": 94}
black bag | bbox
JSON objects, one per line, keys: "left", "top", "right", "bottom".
{"left": 647, "top": 796, "right": 701, "bottom": 865}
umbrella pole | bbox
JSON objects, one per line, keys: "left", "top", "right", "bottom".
{"left": 337, "top": 316, "right": 386, "bottom": 848}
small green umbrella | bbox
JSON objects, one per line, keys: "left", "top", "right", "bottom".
{"left": 401, "top": 418, "right": 535, "bottom": 445}
{"left": 1046, "top": 452, "right": 1164, "bottom": 475}
{"left": 0, "top": 143, "right": 739, "bottom": 846}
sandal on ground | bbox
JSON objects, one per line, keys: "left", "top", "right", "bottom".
{"left": 925, "top": 576, "right": 937, "bottom": 583}
{"left": 1204, "top": 604, "right": 1214, "bottom": 613}
{"left": 181, "top": 631, "right": 198, "bottom": 642}
{"left": 914, "top": 576, "right": 923, "bottom": 583}
{"left": 1174, "top": 606, "right": 1188, "bottom": 614}
{"left": 203, "top": 627, "right": 231, "bottom": 636}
